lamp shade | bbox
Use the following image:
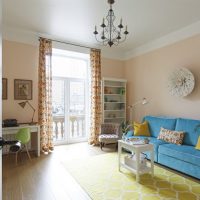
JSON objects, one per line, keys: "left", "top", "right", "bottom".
{"left": 18, "top": 101, "right": 36, "bottom": 124}
{"left": 142, "top": 98, "right": 148, "bottom": 105}
{"left": 18, "top": 101, "right": 27, "bottom": 108}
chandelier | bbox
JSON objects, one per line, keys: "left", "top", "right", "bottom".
{"left": 93, "top": 0, "right": 129, "bottom": 47}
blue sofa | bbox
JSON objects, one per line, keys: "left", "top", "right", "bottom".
{"left": 126, "top": 116, "right": 200, "bottom": 179}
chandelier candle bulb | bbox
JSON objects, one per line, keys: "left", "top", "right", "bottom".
{"left": 124, "top": 26, "right": 129, "bottom": 35}
{"left": 94, "top": 26, "right": 98, "bottom": 34}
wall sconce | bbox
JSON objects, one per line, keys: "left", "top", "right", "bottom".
{"left": 128, "top": 98, "right": 148, "bottom": 121}
{"left": 18, "top": 101, "right": 36, "bottom": 124}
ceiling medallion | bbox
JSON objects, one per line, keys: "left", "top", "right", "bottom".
{"left": 93, "top": 0, "right": 129, "bottom": 47}
{"left": 167, "top": 68, "right": 195, "bottom": 97}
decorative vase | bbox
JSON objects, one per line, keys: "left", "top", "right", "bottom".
{"left": 122, "top": 132, "right": 126, "bottom": 141}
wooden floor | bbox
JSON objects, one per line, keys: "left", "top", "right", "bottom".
{"left": 3, "top": 142, "right": 200, "bottom": 200}
{"left": 2, "top": 142, "right": 116, "bottom": 200}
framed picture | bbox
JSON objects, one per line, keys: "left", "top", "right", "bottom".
{"left": 14, "top": 79, "right": 32, "bottom": 100}
{"left": 2, "top": 78, "right": 8, "bottom": 100}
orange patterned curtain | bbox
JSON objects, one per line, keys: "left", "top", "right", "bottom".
{"left": 89, "top": 49, "right": 102, "bottom": 145}
{"left": 38, "top": 38, "right": 54, "bottom": 153}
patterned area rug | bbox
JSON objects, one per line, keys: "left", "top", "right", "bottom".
{"left": 61, "top": 153, "right": 200, "bottom": 200}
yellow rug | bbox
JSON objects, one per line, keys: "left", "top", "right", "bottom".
{"left": 62, "top": 153, "right": 200, "bottom": 200}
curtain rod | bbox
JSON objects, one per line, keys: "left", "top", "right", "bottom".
{"left": 38, "top": 37, "right": 100, "bottom": 51}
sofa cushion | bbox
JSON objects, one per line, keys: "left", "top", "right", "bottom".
{"left": 158, "top": 153, "right": 200, "bottom": 179}
{"left": 133, "top": 121, "right": 151, "bottom": 136}
{"left": 159, "top": 143, "right": 200, "bottom": 167}
{"left": 157, "top": 127, "right": 184, "bottom": 145}
{"left": 143, "top": 116, "right": 177, "bottom": 138}
{"left": 175, "top": 118, "right": 200, "bottom": 146}
{"left": 126, "top": 135, "right": 167, "bottom": 162}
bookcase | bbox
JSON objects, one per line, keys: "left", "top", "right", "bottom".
{"left": 102, "top": 77, "right": 127, "bottom": 124}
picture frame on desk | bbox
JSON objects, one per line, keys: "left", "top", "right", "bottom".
{"left": 14, "top": 79, "right": 32, "bottom": 100}
{"left": 2, "top": 78, "right": 7, "bottom": 100}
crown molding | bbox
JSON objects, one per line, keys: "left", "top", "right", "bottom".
{"left": 3, "top": 27, "right": 39, "bottom": 46}
{"left": 2, "top": 26, "right": 125, "bottom": 60}
{"left": 124, "top": 20, "right": 200, "bottom": 60}
{"left": 3, "top": 20, "right": 200, "bottom": 61}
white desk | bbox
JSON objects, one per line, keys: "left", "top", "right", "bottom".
{"left": 3, "top": 125, "right": 40, "bottom": 157}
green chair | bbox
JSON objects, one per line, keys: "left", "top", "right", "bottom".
{"left": 11, "top": 128, "right": 32, "bottom": 164}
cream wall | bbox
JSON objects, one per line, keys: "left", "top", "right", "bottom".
{"left": 4, "top": 35, "right": 200, "bottom": 123}
{"left": 2, "top": 40, "right": 125, "bottom": 123}
{"left": 2, "top": 40, "right": 39, "bottom": 123}
{"left": 125, "top": 35, "right": 200, "bottom": 121}
{"left": 101, "top": 58, "right": 125, "bottom": 79}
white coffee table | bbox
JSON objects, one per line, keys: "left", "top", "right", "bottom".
{"left": 118, "top": 140, "right": 154, "bottom": 182}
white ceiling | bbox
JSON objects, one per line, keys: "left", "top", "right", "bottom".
{"left": 3, "top": 0, "right": 200, "bottom": 59}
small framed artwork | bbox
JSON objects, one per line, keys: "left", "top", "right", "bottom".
{"left": 2, "top": 78, "right": 8, "bottom": 100}
{"left": 14, "top": 79, "right": 32, "bottom": 100}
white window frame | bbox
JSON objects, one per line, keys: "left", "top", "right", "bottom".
{"left": 52, "top": 53, "right": 90, "bottom": 145}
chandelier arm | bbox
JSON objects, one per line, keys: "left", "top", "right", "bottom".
{"left": 113, "top": 41, "right": 120, "bottom": 46}
{"left": 95, "top": 35, "right": 105, "bottom": 43}
{"left": 112, "top": 33, "right": 128, "bottom": 45}
{"left": 113, "top": 34, "right": 127, "bottom": 45}
{"left": 118, "top": 34, "right": 128, "bottom": 43}
{"left": 95, "top": 34, "right": 110, "bottom": 46}
{"left": 103, "top": 40, "right": 109, "bottom": 46}
{"left": 118, "top": 32, "right": 128, "bottom": 42}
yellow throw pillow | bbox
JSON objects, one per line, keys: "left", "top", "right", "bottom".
{"left": 133, "top": 121, "right": 151, "bottom": 136}
{"left": 195, "top": 136, "right": 200, "bottom": 150}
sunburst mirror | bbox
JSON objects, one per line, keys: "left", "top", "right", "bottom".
{"left": 167, "top": 68, "right": 195, "bottom": 97}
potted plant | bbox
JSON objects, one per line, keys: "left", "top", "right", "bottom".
{"left": 121, "top": 121, "right": 132, "bottom": 139}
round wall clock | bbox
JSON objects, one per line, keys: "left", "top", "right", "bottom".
{"left": 167, "top": 68, "right": 195, "bottom": 97}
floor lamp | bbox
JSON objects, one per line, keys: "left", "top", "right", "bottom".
{"left": 128, "top": 98, "right": 148, "bottom": 122}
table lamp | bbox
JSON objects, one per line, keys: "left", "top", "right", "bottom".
{"left": 18, "top": 101, "right": 36, "bottom": 124}
{"left": 128, "top": 98, "right": 148, "bottom": 121}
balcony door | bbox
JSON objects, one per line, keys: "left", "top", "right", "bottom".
{"left": 68, "top": 79, "right": 87, "bottom": 143}
{"left": 52, "top": 78, "right": 88, "bottom": 144}
{"left": 52, "top": 49, "right": 89, "bottom": 144}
